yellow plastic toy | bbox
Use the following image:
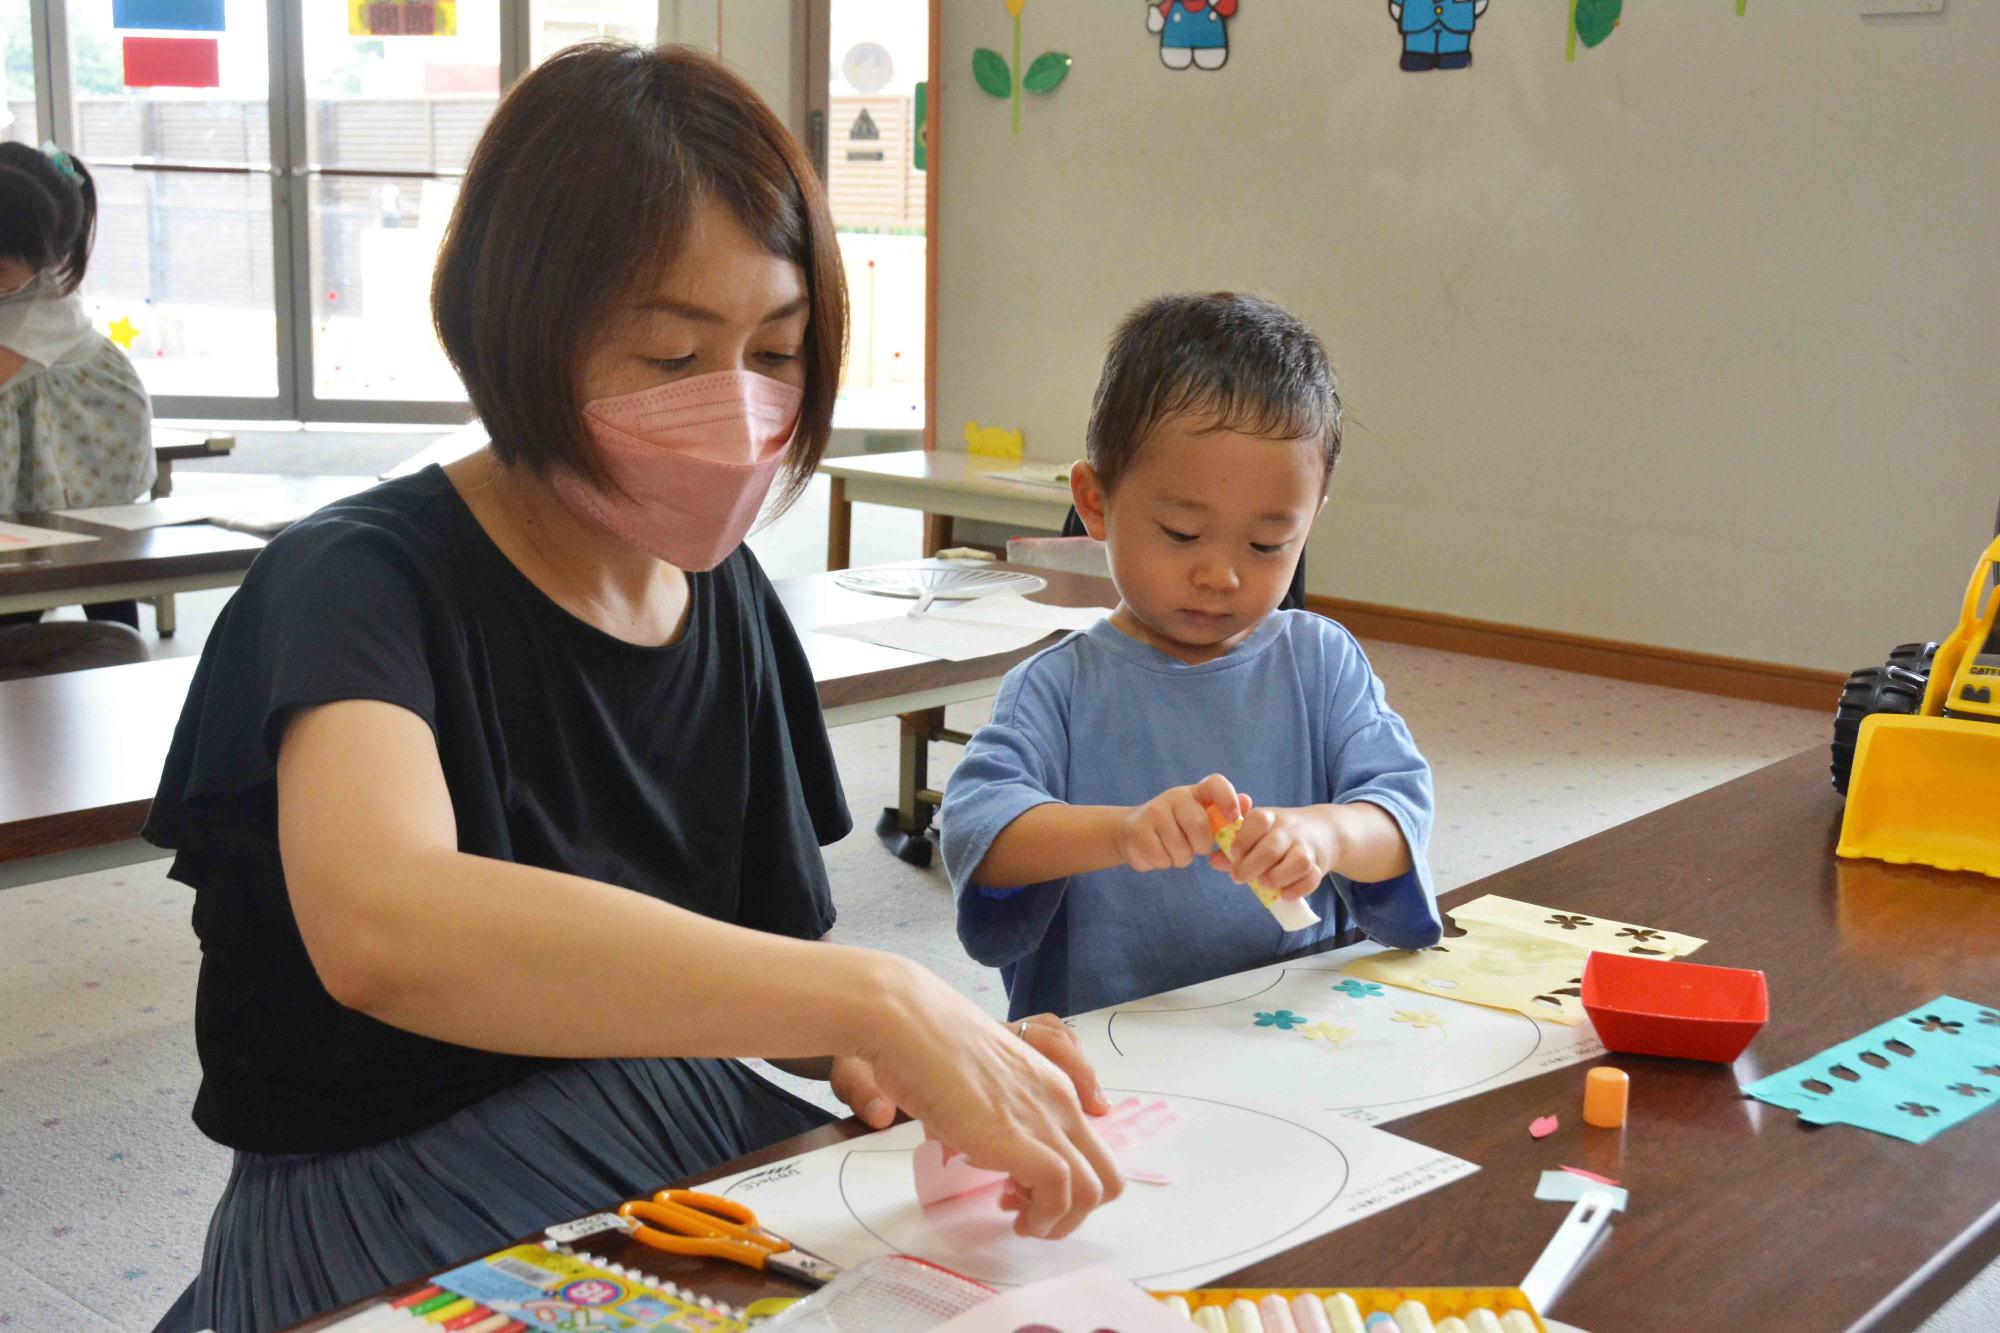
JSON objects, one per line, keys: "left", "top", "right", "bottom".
{"left": 1834, "top": 530, "right": 2000, "bottom": 879}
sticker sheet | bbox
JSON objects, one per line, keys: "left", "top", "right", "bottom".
{"left": 1743, "top": 996, "right": 2000, "bottom": 1144}
{"left": 1342, "top": 894, "right": 1707, "bottom": 1025}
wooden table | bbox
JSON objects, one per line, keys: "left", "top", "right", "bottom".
{"left": 0, "top": 561, "right": 1116, "bottom": 870}
{"left": 820, "top": 449, "right": 1076, "bottom": 568}
{"left": 294, "top": 748, "right": 2000, "bottom": 1331}
{"left": 0, "top": 514, "right": 264, "bottom": 625}
{"left": 151, "top": 426, "right": 235, "bottom": 498}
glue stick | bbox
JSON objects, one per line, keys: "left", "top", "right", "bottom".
{"left": 1207, "top": 804, "right": 1321, "bottom": 931}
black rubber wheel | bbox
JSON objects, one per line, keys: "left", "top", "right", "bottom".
{"left": 1829, "top": 642, "right": 1934, "bottom": 796}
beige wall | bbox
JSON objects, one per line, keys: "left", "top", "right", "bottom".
{"left": 935, "top": 1, "right": 1998, "bottom": 671}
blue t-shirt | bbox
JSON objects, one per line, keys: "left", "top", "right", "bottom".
{"left": 942, "top": 611, "right": 1440, "bottom": 1020}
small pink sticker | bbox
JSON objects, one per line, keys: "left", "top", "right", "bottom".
{"left": 1529, "top": 1114, "right": 1560, "bottom": 1139}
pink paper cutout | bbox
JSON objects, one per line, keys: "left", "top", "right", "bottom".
{"left": 1559, "top": 1164, "right": 1620, "bottom": 1186}
{"left": 913, "top": 1098, "right": 1185, "bottom": 1209}
{"left": 913, "top": 1138, "right": 1009, "bottom": 1206}
{"left": 1529, "top": 1114, "right": 1560, "bottom": 1139}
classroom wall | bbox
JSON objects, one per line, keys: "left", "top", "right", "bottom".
{"left": 934, "top": 1, "right": 1999, "bottom": 672}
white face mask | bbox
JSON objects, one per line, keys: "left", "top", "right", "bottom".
{"left": 0, "top": 270, "right": 48, "bottom": 305}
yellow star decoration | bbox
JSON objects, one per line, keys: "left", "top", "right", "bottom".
{"left": 107, "top": 316, "right": 140, "bottom": 350}
{"left": 1392, "top": 1009, "right": 1447, "bottom": 1030}
{"left": 1299, "top": 1022, "right": 1354, "bottom": 1049}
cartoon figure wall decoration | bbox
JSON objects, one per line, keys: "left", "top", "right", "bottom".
{"left": 1389, "top": 0, "right": 1488, "bottom": 71}
{"left": 1148, "top": 1, "right": 1236, "bottom": 72}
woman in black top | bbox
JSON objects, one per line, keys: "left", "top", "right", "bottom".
{"left": 148, "top": 45, "right": 1120, "bottom": 1333}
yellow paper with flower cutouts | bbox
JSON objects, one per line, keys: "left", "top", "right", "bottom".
{"left": 1343, "top": 894, "right": 1705, "bottom": 1025}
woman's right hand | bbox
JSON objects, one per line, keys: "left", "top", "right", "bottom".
{"left": 856, "top": 957, "right": 1124, "bottom": 1240}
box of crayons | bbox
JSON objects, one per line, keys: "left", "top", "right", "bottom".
{"left": 1150, "top": 1287, "right": 1549, "bottom": 1333}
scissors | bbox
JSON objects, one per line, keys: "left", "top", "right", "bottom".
{"left": 616, "top": 1189, "right": 840, "bottom": 1288}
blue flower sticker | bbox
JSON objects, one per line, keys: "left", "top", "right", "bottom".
{"left": 1333, "top": 980, "right": 1383, "bottom": 999}
{"left": 1253, "top": 1009, "right": 1309, "bottom": 1030}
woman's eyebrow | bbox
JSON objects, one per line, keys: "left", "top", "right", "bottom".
{"left": 638, "top": 296, "right": 809, "bottom": 324}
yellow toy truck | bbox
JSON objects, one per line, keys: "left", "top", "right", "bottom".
{"left": 1832, "top": 522, "right": 2000, "bottom": 879}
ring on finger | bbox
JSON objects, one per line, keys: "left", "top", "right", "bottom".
{"left": 1017, "top": 1019, "right": 1033, "bottom": 1040}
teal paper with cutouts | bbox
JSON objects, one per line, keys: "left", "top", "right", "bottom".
{"left": 1743, "top": 996, "right": 2000, "bottom": 1144}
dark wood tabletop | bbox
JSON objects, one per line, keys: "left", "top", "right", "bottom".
{"left": 0, "top": 562, "right": 1115, "bottom": 864}
{"left": 0, "top": 511, "right": 264, "bottom": 604}
{"left": 289, "top": 746, "right": 2000, "bottom": 1332}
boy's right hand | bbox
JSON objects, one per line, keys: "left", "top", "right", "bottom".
{"left": 1114, "top": 773, "right": 1242, "bottom": 872}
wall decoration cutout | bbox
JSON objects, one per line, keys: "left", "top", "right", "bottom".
{"left": 973, "top": 1, "right": 1071, "bottom": 135}
{"left": 120, "top": 36, "right": 219, "bottom": 88}
{"left": 112, "top": 0, "right": 223, "bottom": 31}
{"left": 1566, "top": 0, "right": 1621, "bottom": 60}
{"left": 1391, "top": 0, "right": 1487, "bottom": 72}
{"left": 348, "top": 1, "right": 458, "bottom": 38}
{"left": 1148, "top": 1, "right": 1236, "bottom": 71}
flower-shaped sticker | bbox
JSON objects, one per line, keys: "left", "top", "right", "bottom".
{"left": 1253, "top": 1010, "right": 1309, "bottom": 1030}
{"left": 1615, "top": 927, "right": 1664, "bottom": 943}
{"left": 1979, "top": 1010, "right": 1999, "bottom": 1027}
{"left": 1392, "top": 1010, "right": 1447, "bottom": 1030}
{"left": 1947, "top": 1083, "right": 1989, "bottom": 1097}
{"left": 1897, "top": 1102, "right": 1941, "bottom": 1118}
{"left": 1299, "top": 1022, "right": 1354, "bottom": 1049}
{"left": 1911, "top": 1015, "right": 1963, "bottom": 1035}
{"left": 1977, "top": 1065, "right": 2000, "bottom": 1078}
{"left": 1333, "top": 980, "right": 1383, "bottom": 999}
{"left": 1546, "top": 914, "right": 1593, "bottom": 931}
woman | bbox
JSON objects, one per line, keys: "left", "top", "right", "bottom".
{"left": 148, "top": 44, "right": 1119, "bottom": 1333}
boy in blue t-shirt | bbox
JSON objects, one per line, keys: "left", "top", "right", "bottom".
{"left": 941, "top": 292, "right": 1441, "bottom": 1021}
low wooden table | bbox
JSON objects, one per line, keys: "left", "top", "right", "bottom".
{"left": 0, "top": 562, "right": 1115, "bottom": 871}
{"left": 819, "top": 449, "right": 1076, "bottom": 568}
{"left": 293, "top": 748, "right": 2000, "bottom": 1332}
{"left": 151, "top": 427, "right": 235, "bottom": 499}
{"left": 0, "top": 515, "right": 264, "bottom": 627}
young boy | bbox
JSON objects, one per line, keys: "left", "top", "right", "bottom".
{"left": 941, "top": 292, "right": 1440, "bottom": 1021}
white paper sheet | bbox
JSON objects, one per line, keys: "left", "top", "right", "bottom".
{"left": 816, "top": 614, "right": 1072, "bottom": 662}
{"left": 930, "top": 592, "right": 1105, "bottom": 634}
{"left": 53, "top": 495, "right": 227, "bottom": 530}
{"left": 1065, "top": 944, "right": 1606, "bottom": 1126}
{"left": 0, "top": 520, "right": 98, "bottom": 550}
{"left": 702, "top": 1091, "right": 1474, "bottom": 1291}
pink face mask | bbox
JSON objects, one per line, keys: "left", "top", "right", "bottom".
{"left": 551, "top": 370, "right": 805, "bottom": 571}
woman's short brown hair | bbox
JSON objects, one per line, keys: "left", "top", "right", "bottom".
{"left": 432, "top": 43, "right": 846, "bottom": 510}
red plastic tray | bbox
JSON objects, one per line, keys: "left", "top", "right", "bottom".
{"left": 1580, "top": 951, "right": 1768, "bottom": 1062}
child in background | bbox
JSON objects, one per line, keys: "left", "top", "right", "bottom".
{"left": 0, "top": 142, "right": 154, "bottom": 517}
{"left": 942, "top": 292, "right": 1440, "bottom": 1020}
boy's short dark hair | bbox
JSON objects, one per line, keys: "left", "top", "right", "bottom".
{"left": 431, "top": 43, "right": 846, "bottom": 510}
{"left": 1085, "top": 292, "right": 1341, "bottom": 493}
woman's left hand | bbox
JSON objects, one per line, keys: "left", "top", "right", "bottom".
{"left": 827, "top": 1016, "right": 1112, "bottom": 1131}
{"left": 1013, "top": 1013, "right": 1113, "bottom": 1117}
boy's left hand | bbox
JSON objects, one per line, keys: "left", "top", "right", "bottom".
{"left": 1209, "top": 801, "right": 1340, "bottom": 900}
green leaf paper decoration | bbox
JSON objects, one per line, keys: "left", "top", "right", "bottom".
{"left": 1022, "top": 51, "right": 1071, "bottom": 95}
{"left": 1574, "top": 0, "right": 1623, "bottom": 49}
{"left": 972, "top": 47, "right": 1012, "bottom": 99}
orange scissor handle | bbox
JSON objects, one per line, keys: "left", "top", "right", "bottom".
{"left": 617, "top": 1190, "right": 792, "bottom": 1271}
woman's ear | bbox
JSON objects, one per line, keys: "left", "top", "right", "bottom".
{"left": 1071, "top": 461, "right": 1111, "bottom": 541}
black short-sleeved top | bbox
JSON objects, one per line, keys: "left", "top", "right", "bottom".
{"left": 143, "top": 467, "right": 849, "bottom": 1154}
